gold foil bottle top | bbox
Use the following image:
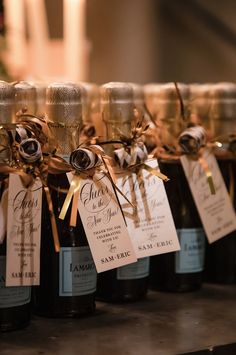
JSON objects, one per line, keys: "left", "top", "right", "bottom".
{"left": 100, "top": 82, "right": 134, "bottom": 139}
{"left": 0, "top": 81, "right": 15, "bottom": 163}
{"left": 46, "top": 82, "right": 84, "bottom": 155}
{"left": 189, "top": 83, "right": 214, "bottom": 127}
{"left": 13, "top": 81, "right": 37, "bottom": 118}
{"left": 209, "top": 82, "right": 236, "bottom": 139}
{"left": 0, "top": 80, "right": 15, "bottom": 123}
{"left": 29, "top": 81, "right": 46, "bottom": 116}
{"left": 144, "top": 82, "right": 189, "bottom": 121}
{"left": 129, "top": 83, "right": 144, "bottom": 107}
{"left": 144, "top": 83, "right": 189, "bottom": 146}
{"left": 80, "top": 82, "right": 99, "bottom": 125}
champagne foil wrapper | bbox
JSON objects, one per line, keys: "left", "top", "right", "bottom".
{"left": 144, "top": 82, "right": 189, "bottom": 146}
{"left": 0, "top": 81, "right": 15, "bottom": 162}
{"left": 46, "top": 82, "right": 85, "bottom": 155}
{"left": 13, "top": 81, "right": 37, "bottom": 118}
{"left": 100, "top": 82, "right": 134, "bottom": 140}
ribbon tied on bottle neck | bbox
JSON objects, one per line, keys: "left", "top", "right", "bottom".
{"left": 59, "top": 144, "right": 133, "bottom": 227}
{"left": 178, "top": 125, "right": 216, "bottom": 195}
{"left": 113, "top": 122, "right": 169, "bottom": 182}
{"left": 0, "top": 116, "right": 72, "bottom": 252}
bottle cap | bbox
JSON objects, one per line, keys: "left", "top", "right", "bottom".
{"left": 46, "top": 82, "right": 84, "bottom": 154}
{"left": 0, "top": 80, "right": 15, "bottom": 123}
{"left": 144, "top": 83, "right": 189, "bottom": 144}
{"left": 100, "top": 82, "right": 134, "bottom": 138}
{"left": 189, "top": 83, "right": 214, "bottom": 126}
{"left": 209, "top": 82, "right": 236, "bottom": 139}
{"left": 144, "top": 82, "right": 189, "bottom": 121}
{"left": 13, "top": 81, "right": 37, "bottom": 117}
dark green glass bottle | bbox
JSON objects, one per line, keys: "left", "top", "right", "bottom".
{"left": 96, "top": 82, "right": 149, "bottom": 302}
{"left": 145, "top": 83, "right": 205, "bottom": 292}
{"left": 0, "top": 81, "right": 31, "bottom": 331}
{"left": 33, "top": 83, "right": 97, "bottom": 317}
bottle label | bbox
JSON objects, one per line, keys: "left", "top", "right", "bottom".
{"left": 6, "top": 174, "right": 42, "bottom": 286}
{"left": 0, "top": 256, "right": 31, "bottom": 309}
{"left": 116, "top": 159, "right": 180, "bottom": 258}
{"left": 117, "top": 257, "right": 150, "bottom": 280}
{"left": 59, "top": 246, "right": 97, "bottom": 297}
{"left": 69, "top": 172, "right": 137, "bottom": 273}
{"left": 180, "top": 150, "right": 236, "bottom": 243}
{"left": 175, "top": 228, "right": 205, "bottom": 274}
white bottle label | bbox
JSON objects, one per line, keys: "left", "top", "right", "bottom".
{"left": 0, "top": 256, "right": 31, "bottom": 309}
{"left": 117, "top": 257, "right": 150, "bottom": 280}
{"left": 175, "top": 228, "right": 205, "bottom": 274}
{"left": 59, "top": 246, "right": 97, "bottom": 297}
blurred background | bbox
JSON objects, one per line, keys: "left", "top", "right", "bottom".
{"left": 1, "top": 0, "right": 236, "bottom": 84}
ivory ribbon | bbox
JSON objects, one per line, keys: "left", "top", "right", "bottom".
{"left": 59, "top": 174, "right": 81, "bottom": 225}
{"left": 59, "top": 145, "right": 134, "bottom": 227}
{"left": 198, "top": 156, "right": 216, "bottom": 195}
{"left": 142, "top": 164, "right": 169, "bottom": 182}
{"left": 44, "top": 186, "right": 60, "bottom": 252}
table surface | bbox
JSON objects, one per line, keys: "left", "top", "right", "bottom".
{"left": 1, "top": 284, "right": 236, "bottom": 355}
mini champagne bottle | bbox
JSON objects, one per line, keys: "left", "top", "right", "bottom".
{"left": 96, "top": 82, "right": 149, "bottom": 302}
{"left": 145, "top": 83, "right": 206, "bottom": 292}
{"left": 199, "top": 82, "right": 236, "bottom": 283}
{"left": 33, "top": 82, "right": 97, "bottom": 317}
{"left": 0, "top": 81, "right": 31, "bottom": 331}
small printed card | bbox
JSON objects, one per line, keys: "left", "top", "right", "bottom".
{"left": 116, "top": 159, "right": 180, "bottom": 258}
{"left": 0, "top": 187, "right": 7, "bottom": 244}
{"left": 180, "top": 149, "right": 236, "bottom": 243}
{"left": 70, "top": 172, "right": 137, "bottom": 273}
{"left": 6, "top": 174, "right": 42, "bottom": 286}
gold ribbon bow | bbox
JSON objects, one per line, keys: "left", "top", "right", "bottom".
{"left": 0, "top": 120, "right": 73, "bottom": 253}
{"left": 59, "top": 145, "right": 133, "bottom": 227}
{"left": 113, "top": 120, "right": 170, "bottom": 182}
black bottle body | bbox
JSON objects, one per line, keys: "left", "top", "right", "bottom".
{"left": 149, "top": 160, "right": 205, "bottom": 292}
{"left": 205, "top": 158, "right": 236, "bottom": 284}
{"left": 33, "top": 173, "right": 97, "bottom": 317}
{"left": 0, "top": 180, "right": 31, "bottom": 332}
{"left": 96, "top": 257, "right": 150, "bottom": 302}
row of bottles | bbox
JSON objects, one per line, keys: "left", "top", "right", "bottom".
{"left": 0, "top": 80, "right": 235, "bottom": 332}
{"left": 145, "top": 82, "right": 236, "bottom": 286}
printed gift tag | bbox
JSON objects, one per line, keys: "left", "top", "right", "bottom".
{"left": 6, "top": 174, "right": 42, "bottom": 286}
{"left": 116, "top": 159, "right": 180, "bottom": 258}
{"left": 72, "top": 172, "right": 137, "bottom": 273}
{"left": 0, "top": 188, "right": 8, "bottom": 244}
{"left": 180, "top": 149, "right": 236, "bottom": 243}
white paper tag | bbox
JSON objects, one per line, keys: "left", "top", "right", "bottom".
{"left": 180, "top": 150, "right": 236, "bottom": 243}
{"left": 116, "top": 159, "right": 180, "bottom": 257}
{"left": 0, "top": 202, "right": 4, "bottom": 243}
{"left": 6, "top": 174, "right": 42, "bottom": 286}
{"left": 68, "top": 172, "right": 137, "bottom": 273}
{"left": 0, "top": 188, "right": 8, "bottom": 244}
